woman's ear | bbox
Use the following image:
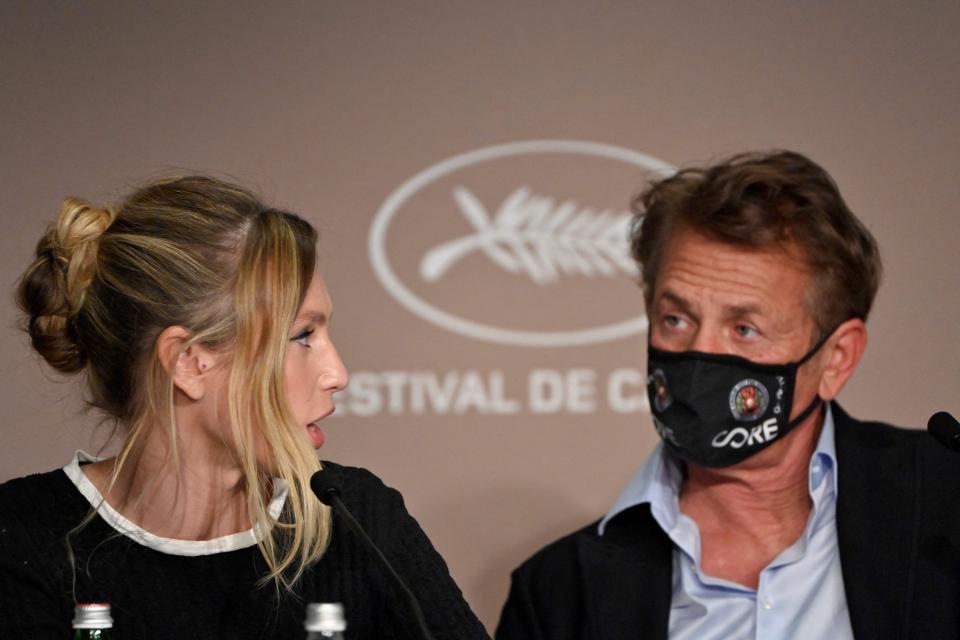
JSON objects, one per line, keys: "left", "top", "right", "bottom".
{"left": 818, "top": 318, "right": 868, "bottom": 401}
{"left": 155, "top": 326, "right": 218, "bottom": 401}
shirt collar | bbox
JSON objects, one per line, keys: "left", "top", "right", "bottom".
{"left": 598, "top": 402, "right": 839, "bottom": 536}
{"left": 810, "top": 401, "right": 839, "bottom": 495}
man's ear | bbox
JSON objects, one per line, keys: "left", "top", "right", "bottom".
{"left": 818, "top": 318, "right": 868, "bottom": 401}
{"left": 155, "top": 326, "right": 217, "bottom": 401}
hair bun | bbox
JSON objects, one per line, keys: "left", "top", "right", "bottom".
{"left": 17, "top": 197, "right": 116, "bottom": 373}
{"left": 55, "top": 198, "right": 116, "bottom": 309}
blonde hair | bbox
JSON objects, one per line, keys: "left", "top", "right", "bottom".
{"left": 17, "top": 176, "right": 331, "bottom": 588}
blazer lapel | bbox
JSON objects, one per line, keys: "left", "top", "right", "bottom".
{"left": 577, "top": 506, "right": 672, "bottom": 640}
{"left": 834, "top": 403, "right": 918, "bottom": 640}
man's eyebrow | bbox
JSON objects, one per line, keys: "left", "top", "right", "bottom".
{"left": 724, "top": 303, "right": 764, "bottom": 319}
{"left": 657, "top": 291, "right": 763, "bottom": 319}
{"left": 657, "top": 290, "right": 695, "bottom": 315}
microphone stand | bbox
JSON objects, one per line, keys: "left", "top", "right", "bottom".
{"left": 311, "top": 471, "right": 437, "bottom": 640}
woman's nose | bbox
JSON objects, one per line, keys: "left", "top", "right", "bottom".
{"left": 324, "top": 343, "right": 349, "bottom": 392}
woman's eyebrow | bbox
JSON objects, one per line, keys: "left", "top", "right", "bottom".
{"left": 296, "top": 311, "right": 328, "bottom": 325}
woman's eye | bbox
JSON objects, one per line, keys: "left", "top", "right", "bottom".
{"left": 291, "top": 327, "right": 315, "bottom": 346}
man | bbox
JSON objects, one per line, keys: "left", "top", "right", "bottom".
{"left": 496, "top": 151, "right": 960, "bottom": 639}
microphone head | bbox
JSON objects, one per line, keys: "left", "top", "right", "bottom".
{"left": 310, "top": 468, "right": 343, "bottom": 506}
{"left": 928, "top": 411, "right": 960, "bottom": 452}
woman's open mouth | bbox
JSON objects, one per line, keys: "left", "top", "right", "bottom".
{"left": 306, "top": 422, "right": 325, "bottom": 449}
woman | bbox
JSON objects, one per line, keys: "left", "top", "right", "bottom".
{"left": 0, "top": 176, "right": 488, "bottom": 639}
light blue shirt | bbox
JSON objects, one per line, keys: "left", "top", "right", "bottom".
{"left": 599, "top": 404, "right": 855, "bottom": 640}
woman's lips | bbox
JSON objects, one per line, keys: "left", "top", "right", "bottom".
{"left": 306, "top": 422, "right": 325, "bottom": 449}
{"left": 305, "top": 408, "right": 335, "bottom": 449}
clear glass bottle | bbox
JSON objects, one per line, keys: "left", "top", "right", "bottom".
{"left": 72, "top": 603, "right": 113, "bottom": 639}
{"left": 304, "top": 602, "right": 347, "bottom": 639}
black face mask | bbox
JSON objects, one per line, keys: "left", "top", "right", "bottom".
{"left": 646, "top": 331, "right": 833, "bottom": 468}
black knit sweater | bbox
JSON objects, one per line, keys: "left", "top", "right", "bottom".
{"left": 0, "top": 459, "right": 489, "bottom": 640}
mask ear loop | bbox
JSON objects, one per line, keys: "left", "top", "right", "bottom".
{"left": 795, "top": 325, "right": 839, "bottom": 367}
{"left": 787, "top": 394, "right": 823, "bottom": 428}
{"left": 788, "top": 324, "right": 844, "bottom": 427}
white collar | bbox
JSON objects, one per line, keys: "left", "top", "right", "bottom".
{"left": 62, "top": 450, "right": 288, "bottom": 557}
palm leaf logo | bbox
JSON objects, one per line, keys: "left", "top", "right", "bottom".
{"left": 420, "top": 186, "right": 636, "bottom": 285}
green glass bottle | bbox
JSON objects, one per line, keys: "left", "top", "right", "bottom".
{"left": 304, "top": 603, "right": 346, "bottom": 639}
{"left": 72, "top": 603, "right": 113, "bottom": 639}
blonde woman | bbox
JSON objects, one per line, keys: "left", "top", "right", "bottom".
{"left": 0, "top": 177, "right": 488, "bottom": 639}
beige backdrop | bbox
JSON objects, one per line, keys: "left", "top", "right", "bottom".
{"left": 2, "top": 1, "right": 958, "bottom": 633}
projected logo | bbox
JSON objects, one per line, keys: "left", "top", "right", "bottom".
{"left": 419, "top": 185, "right": 635, "bottom": 286}
{"left": 369, "top": 140, "right": 674, "bottom": 347}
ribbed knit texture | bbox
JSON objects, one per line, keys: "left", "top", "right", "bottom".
{"left": 0, "top": 461, "right": 489, "bottom": 640}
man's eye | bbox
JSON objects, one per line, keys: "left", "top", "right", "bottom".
{"left": 291, "top": 327, "right": 315, "bottom": 346}
{"left": 664, "top": 314, "right": 686, "bottom": 328}
{"left": 735, "top": 324, "right": 759, "bottom": 338}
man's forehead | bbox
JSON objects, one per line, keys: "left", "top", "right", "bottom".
{"left": 654, "top": 228, "right": 812, "bottom": 313}
{"left": 665, "top": 226, "right": 809, "bottom": 272}
{"left": 665, "top": 225, "right": 807, "bottom": 263}
{"left": 655, "top": 285, "right": 776, "bottom": 320}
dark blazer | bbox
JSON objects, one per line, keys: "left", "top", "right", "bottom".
{"left": 496, "top": 404, "right": 960, "bottom": 640}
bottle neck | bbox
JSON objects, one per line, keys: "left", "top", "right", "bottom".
{"left": 306, "top": 632, "right": 344, "bottom": 640}
{"left": 74, "top": 630, "right": 112, "bottom": 640}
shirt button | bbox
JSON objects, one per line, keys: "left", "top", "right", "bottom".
{"left": 762, "top": 596, "right": 774, "bottom": 610}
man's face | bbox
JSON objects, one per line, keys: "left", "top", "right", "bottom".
{"left": 648, "top": 226, "right": 824, "bottom": 417}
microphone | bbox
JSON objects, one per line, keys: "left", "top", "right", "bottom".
{"left": 309, "top": 468, "right": 436, "bottom": 640}
{"left": 928, "top": 412, "right": 960, "bottom": 452}
{"left": 310, "top": 468, "right": 343, "bottom": 506}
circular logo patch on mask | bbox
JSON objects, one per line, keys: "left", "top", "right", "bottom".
{"left": 729, "top": 379, "right": 770, "bottom": 421}
{"left": 651, "top": 369, "right": 672, "bottom": 412}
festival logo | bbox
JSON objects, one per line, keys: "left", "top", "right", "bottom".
{"left": 728, "top": 379, "right": 770, "bottom": 421}
{"left": 369, "top": 140, "right": 674, "bottom": 347}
